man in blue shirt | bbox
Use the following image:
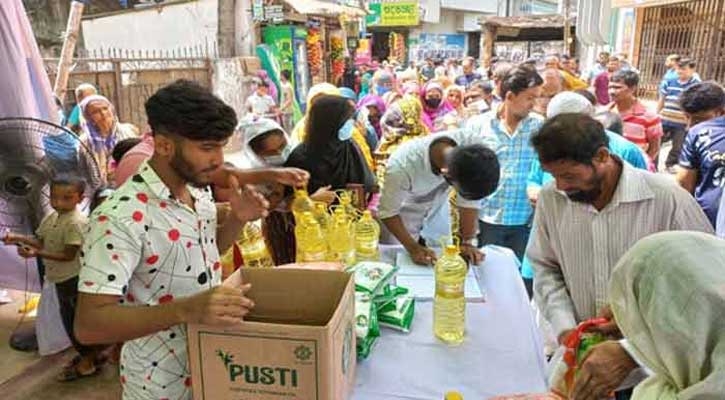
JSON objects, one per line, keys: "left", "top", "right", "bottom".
{"left": 465, "top": 66, "right": 543, "bottom": 294}
{"left": 676, "top": 81, "right": 725, "bottom": 228}
{"left": 454, "top": 57, "right": 482, "bottom": 89}
{"left": 658, "top": 58, "right": 702, "bottom": 171}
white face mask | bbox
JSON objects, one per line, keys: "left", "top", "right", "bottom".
{"left": 261, "top": 144, "right": 292, "bottom": 167}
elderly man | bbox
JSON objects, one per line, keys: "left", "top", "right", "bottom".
{"left": 66, "top": 82, "right": 97, "bottom": 133}
{"left": 527, "top": 113, "right": 713, "bottom": 400}
{"left": 533, "top": 68, "right": 564, "bottom": 116}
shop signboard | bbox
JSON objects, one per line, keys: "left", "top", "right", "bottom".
{"left": 366, "top": 0, "right": 420, "bottom": 27}
{"left": 410, "top": 33, "right": 465, "bottom": 62}
{"left": 265, "top": 5, "right": 284, "bottom": 23}
{"left": 252, "top": 0, "right": 265, "bottom": 22}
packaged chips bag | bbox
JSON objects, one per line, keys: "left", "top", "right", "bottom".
{"left": 378, "top": 294, "right": 415, "bottom": 333}
{"left": 352, "top": 261, "right": 397, "bottom": 295}
{"left": 550, "top": 318, "right": 609, "bottom": 398}
{"left": 355, "top": 291, "right": 380, "bottom": 359}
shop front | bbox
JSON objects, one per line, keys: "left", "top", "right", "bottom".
{"left": 359, "top": 0, "right": 421, "bottom": 65}
{"left": 254, "top": 0, "right": 365, "bottom": 112}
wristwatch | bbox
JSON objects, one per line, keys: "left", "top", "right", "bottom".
{"left": 461, "top": 237, "right": 479, "bottom": 247}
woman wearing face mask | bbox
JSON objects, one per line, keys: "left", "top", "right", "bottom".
{"left": 79, "top": 95, "right": 139, "bottom": 184}
{"left": 234, "top": 118, "right": 335, "bottom": 266}
{"left": 357, "top": 94, "right": 386, "bottom": 140}
{"left": 291, "top": 84, "right": 375, "bottom": 169}
{"left": 285, "top": 94, "right": 377, "bottom": 196}
{"left": 420, "top": 81, "right": 454, "bottom": 132}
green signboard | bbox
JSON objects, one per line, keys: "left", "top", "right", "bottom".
{"left": 366, "top": 1, "right": 419, "bottom": 27}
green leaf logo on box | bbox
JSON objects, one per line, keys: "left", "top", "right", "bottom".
{"left": 294, "top": 345, "right": 312, "bottom": 361}
{"left": 216, "top": 348, "right": 300, "bottom": 387}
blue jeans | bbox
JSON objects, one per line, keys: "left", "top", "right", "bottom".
{"left": 478, "top": 221, "right": 533, "bottom": 297}
{"left": 477, "top": 221, "right": 530, "bottom": 260}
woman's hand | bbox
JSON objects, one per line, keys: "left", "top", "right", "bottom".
{"left": 310, "top": 186, "right": 336, "bottom": 205}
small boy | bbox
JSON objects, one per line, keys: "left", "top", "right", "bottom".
{"left": 246, "top": 79, "right": 278, "bottom": 118}
{"left": 2, "top": 175, "right": 95, "bottom": 381}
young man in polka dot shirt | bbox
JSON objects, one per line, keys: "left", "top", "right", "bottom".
{"left": 74, "top": 80, "right": 308, "bottom": 400}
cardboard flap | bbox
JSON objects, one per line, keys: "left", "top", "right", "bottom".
{"left": 241, "top": 268, "right": 352, "bottom": 326}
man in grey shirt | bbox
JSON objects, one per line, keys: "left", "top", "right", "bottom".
{"left": 527, "top": 113, "right": 712, "bottom": 399}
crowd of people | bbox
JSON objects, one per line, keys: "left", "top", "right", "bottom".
{"left": 5, "top": 50, "right": 725, "bottom": 400}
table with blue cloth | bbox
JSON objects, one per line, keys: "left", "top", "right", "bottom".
{"left": 353, "top": 245, "right": 548, "bottom": 400}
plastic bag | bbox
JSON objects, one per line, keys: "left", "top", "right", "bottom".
{"left": 550, "top": 318, "right": 608, "bottom": 398}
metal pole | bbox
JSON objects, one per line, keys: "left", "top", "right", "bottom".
{"left": 563, "top": 0, "right": 571, "bottom": 56}
{"left": 53, "top": 0, "right": 85, "bottom": 98}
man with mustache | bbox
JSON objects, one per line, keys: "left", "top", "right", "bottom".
{"left": 526, "top": 113, "right": 712, "bottom": 400}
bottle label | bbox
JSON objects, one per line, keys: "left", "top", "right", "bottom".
{"left": 436, "top": 282, "right": 464, "bottom": 296}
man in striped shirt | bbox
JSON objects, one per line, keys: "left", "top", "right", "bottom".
{"left": 658, "top": 58, "right": 701, "bottom": 171}
{"left": 609, "top": 70, "right": 663, "bottom": 168}
{"left": 527, "top": 113, "right": 712, "bottom": 399}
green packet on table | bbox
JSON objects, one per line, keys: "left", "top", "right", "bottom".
{"left": 350, "top": 261, "right": 398, "bottom": 295}
{"left": 373, "top": 285, "right": 409, "bottom": 313}
{"left": 355, "top": 291, "right": 380, "bottom": 359}
{"left": 378, "top": 295, "right": 415, "bottom": 333}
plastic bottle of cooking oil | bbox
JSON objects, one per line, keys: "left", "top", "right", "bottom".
{"left": 328, "top": 208, "right": 356, "bottom": 266}
{"left": 355, "top": 210, "right": 380, "bottom": 261}
{"left": 433, "top": 245, "right": 467, "bottom": 345}
{"left": 239, "top": 222, "right": 274, "bottom": 268}
{"left": 291, "top": 187, "right": 315, "bottom": 221}
{"left": 312, "top": 202, "right": 332, "bottom": 236}
{"left": 295, "top": 212, "right": 327, "bottom": 263}
{"left": 338, "top": 190, "right": 359, "bottom": 221}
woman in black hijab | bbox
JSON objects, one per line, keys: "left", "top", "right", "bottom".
{"left": 285, "top": 94, "right": 376, "bottom": 195}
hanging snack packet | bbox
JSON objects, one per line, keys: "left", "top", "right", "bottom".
{"left": 378, "top": 295, "right": 415, "bottom": 333}
{"left": 352, "top": 261, "right": 398, "bottom": 295}
{"left": 355, "top": 291, "right": 380, "bottom": 359}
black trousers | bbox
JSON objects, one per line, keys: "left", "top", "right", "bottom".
{"left": 663, "top": 124, "right": 687, "bottom": 168}
{"left": 56, "top": 275, "right": 96, "bottom": 357}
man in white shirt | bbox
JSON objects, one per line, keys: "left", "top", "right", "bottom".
{"left": 378, "top": 130, "right": 500, "bottom": 265}
{"left": 527, "top": 113, "right": 713, "bottom": 399}
{"left": 245, "top": 79, "right": 278, "bottom": 118}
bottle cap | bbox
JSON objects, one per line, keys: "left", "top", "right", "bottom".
{"left": 444, "top": 245, "right": 458, "bottom": 255}
{"left": 444, "top": 392, "right": 463, "bottom": 400}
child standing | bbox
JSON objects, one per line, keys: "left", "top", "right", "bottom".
{"left": 3, "top": 175, "right": 95, "bottom": 381}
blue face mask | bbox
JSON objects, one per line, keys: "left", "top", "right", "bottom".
{"left": 376, "top": 85, "right": 391, "bottom": 96}
{"left": 338, "top": 119, "right": 355, "bottom": 141}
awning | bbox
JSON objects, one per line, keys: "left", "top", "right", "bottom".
{"left": 283, "top": 0, "right": 367, "bottom": 17}
{"left": 612, "top": 0, "right": 690, "bottom": 8}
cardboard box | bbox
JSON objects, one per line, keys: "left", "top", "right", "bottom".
{"left": 188, "top": 268, "right": 357, "bottom": 400}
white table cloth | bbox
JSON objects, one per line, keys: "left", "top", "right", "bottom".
{"left": 353, "top": 245, "right": 547, "bottom": 400}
